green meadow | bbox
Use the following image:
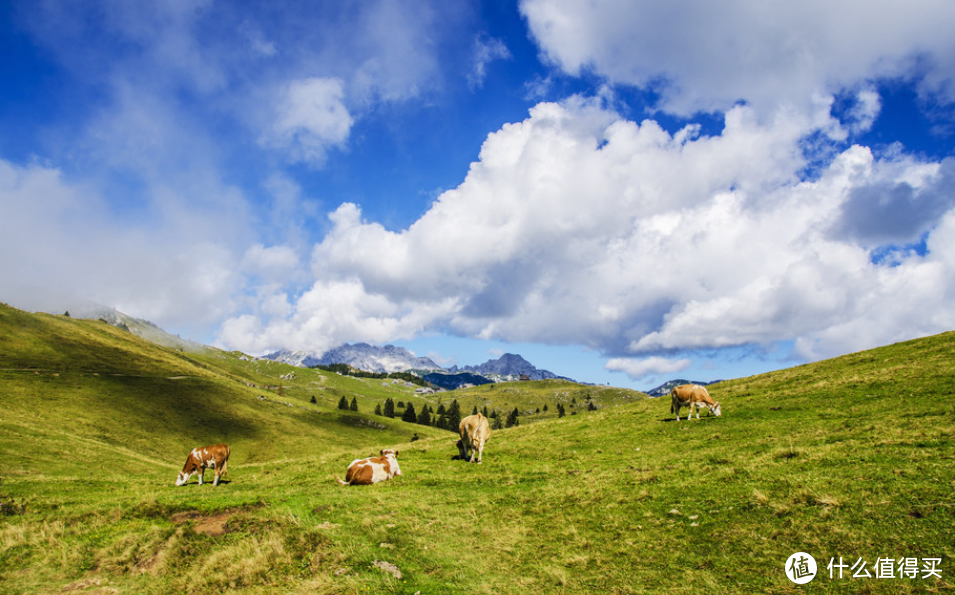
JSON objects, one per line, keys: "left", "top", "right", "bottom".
{"left": 1, "top": 302, "right": 953, "bottom": 594}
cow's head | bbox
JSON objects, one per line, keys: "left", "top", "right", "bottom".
{"left": 454, "top": 439, "right": 467, "bottom": 459}
{"left": 175, "top": 471, "right": 193, "bottom": 486}
{"left": 712, "top": 402, "right": 722, "bottom": 417}
{"left": 380, "top": 449, "right": 398, "bottom": 458}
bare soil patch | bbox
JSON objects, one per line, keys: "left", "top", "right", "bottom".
{"left": 169, "top": 504, "right": 263, "bottom": 536}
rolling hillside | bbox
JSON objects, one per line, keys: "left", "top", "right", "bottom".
{"left": 1, "top": 302, "right": 953, "bottom": 594}
{"left": 0, "top": 303, "right": 451, "bottom": 476}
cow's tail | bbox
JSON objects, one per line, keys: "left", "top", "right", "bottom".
{"left": 334, "top": 475, "right": 350, "bottom": 486}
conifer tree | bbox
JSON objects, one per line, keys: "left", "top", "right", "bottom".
{"left": 384, "top": 398, "right": 395, "bottom": 418}
{"left": 375, "top": 403, "right": 382, "bottom": 416}
{"left": 417, "top": 404, "right": 431, "bottom": 426}
{"left": 350, "top": 397, "right": 358, "bottom": 411}
{"left": 402, "top": 403, "right": 417, "bottom": 423}
{"left": 338, "top": 396, "right": 349, "bottom": 410}
{"left": 447, "top": 399, "right": 462, "bottom": 430}
{"left": 506, "top": 407, "right": 520, "bottom": 428}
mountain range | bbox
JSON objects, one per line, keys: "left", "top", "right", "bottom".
{"left": 265, "top": 343, "right": 572, "bottom": 385}
{"left": 266, "top": 343, "right": 441, "bottom": 373}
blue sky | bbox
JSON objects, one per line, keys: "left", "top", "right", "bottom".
{"left": 3, "top": 1, "right": 955, "bottom": 391}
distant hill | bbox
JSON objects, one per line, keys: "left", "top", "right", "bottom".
{"left": 646, "top": 378, "right": 722, "bottom": 397}
{"left": 422, "top": 371, "right": 496, "bottom": 391}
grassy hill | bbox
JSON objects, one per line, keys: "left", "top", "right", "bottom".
{"left": 1, "top": 303, "right": 953, "bottom": 594}
{"left": 0, "top": 303, "right": 451, "bottom": 476}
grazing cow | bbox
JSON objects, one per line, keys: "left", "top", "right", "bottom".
{"left": 176, "top": 444, "right": 230, "bottom": 486}
{"left": 671, "top": 384, "right": 722, "bottom": 421}
{"left": 456, "top": 413, "right": 491, "bottom": 464}
{"left": 336, "top": 450, "right": 402, "bottom": 485}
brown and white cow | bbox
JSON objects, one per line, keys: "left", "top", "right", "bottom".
{"left": 456, "top": 413, "right": 491, "bottom": 464}
{"left": 336, "top": 450, "right": 402, "bottom": 485}
{"left": 670, "top": 384, "right": 722, "bottom": 421}
{"left": 175, "top": 443, "right": 230, "bottom": 486}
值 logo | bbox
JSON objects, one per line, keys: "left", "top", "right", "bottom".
{"left": 786, "top": 552, "right": 818, "bottom": 584}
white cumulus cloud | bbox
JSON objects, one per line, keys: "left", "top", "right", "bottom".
{"left": 519, "top": 0, "right": 955, "bottom": 118}
{"left": 220, "top": 96, "right": 955, "bottom": 361}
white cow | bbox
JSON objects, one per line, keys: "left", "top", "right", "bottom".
{"left": 336, "top": 450, "right": 402, "bottom": 485}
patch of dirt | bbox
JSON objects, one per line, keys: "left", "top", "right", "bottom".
{"left": 170, "top": 510, "right": 232, "bottom": 536}
{"left": 169, "top": 504, "right": 264, "bottom": 537}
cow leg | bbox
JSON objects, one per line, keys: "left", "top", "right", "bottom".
{"left": 212, "top": 463, "right": 219, "bottom": 486}
{"left": 476, "top": 443, "right": 484, "bottom": 464}
{"left": 675, "top": 405, "right": 681, "bottom": 421}
{"left": 198, "top": 467, "right": 204, "bottom": 486}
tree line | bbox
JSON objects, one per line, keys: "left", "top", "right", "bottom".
{"left": 335, "top": 392, "right": 598, "bottom": 427}
{"left": 373, "top": 398, "right": 522, "bottom": 431}
{"left": 313, "top": 364, "right": 430, "bottom": 387}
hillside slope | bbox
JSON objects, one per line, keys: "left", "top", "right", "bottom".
{"left": 1, "top": 306, "right": 953, "bottom": 594}
{"left": 0, "top": 303, "right": 450, "bottom": 478}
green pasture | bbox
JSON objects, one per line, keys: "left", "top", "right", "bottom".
{"left": 1, "top": 303, "right": 953, "bottom": 593}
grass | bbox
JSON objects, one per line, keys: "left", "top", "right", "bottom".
{"left": 1, "top": 302, "right": 954, "bottom": 593}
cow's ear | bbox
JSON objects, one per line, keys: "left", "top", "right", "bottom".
{"left": 394, "top": 451, "right": 399, "bottom": 457}
{"left": 379, "top": 449, "right": 384, "bottom": 456}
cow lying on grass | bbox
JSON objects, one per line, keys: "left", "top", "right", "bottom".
{"left": 671, "top": 384, "right": 722, "bottom": 421}
{"left": 455, "top": 413, "right": 491, "bottom": 464}
{"left": 176, "top": 443, "right": 230, "bottom": 486}
{"left": 336, "top": 450, "right": 402, "bottom": 485}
